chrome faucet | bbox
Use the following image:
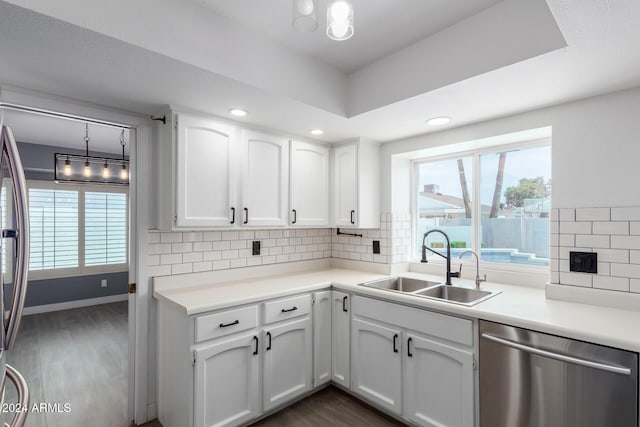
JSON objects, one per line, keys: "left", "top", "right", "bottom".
{"left": 458, "top": 250, "right": 487, "bottom": 290}
{"left": 421, "top": 229, "right": 460, "bottom": 286}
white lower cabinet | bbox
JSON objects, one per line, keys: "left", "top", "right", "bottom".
{"left": 351, "top": 318, "right": 402, "bottom": 415}
{"left": 331, "top": 291, "right": 350, "bottom": 387}
{"left": 263, "top": 317, "right": 313, "bottom": 411}
{"left": 313, "top": 291, "right": 332, "bottom": 386}
{"left": 351, "top": 295, "right": 476, "bottom": 427}
{"left": 194, "top": 333, "right": 261, "bottom": 427}
{"left": 404, "top": 333, "right": 474, "bottom": 427}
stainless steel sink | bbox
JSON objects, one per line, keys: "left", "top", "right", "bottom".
{"left": 414, "top": 285, "right": 500, "bottom": 306}
{"left": 360, "top": 277, "right": 442, "bottom": 293}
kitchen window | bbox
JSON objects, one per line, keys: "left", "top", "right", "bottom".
{"left": 24, "top": 181, "right": 128, "bottom": 279}
{"left": 415, "top": 141, "right": 551, "bottom": 268}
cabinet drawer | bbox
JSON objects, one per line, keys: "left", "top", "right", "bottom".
{"left": 352, "top": 295, "right": 473, "bottom": 347}
{"left": 195, "top": 305, "right": 258, "bottom": 343}
{"left": 264, "top": 294, "right": 311, "bottom": 324}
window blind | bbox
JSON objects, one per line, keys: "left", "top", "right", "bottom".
{"left": 84, "top": 191, "right": 127, "bottom": 266}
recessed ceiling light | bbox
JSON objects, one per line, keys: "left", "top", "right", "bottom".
{"left": 426, "top": 116, "right": 451, "bottom": 126}
{"left": 229, "top": 108, "right": 248, "bottom": 117}
{"left": 310, "top": 129, "right": 324, "bottom": 135}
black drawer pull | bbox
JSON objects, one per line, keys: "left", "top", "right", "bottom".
{"left": 266, "top": 332, "right": 272, "bottom": 351}
{"left": 230, "top": 207, "right": 235, "bottom": 224}
{"left": 350, "top": 210, "right": 355, "bottom": 224}
{"left": 244, "top": 207, "right": 249, "bottom": 224}
{"left": 408, "top": 337, "right": 413, "bottom": 357}
{"left": 253, "top": 336, "right": 259, "bottom": 355}
{"left": 393, "top": 333, "right": 399, "bottom": 353}
{"left": 292, "top": 209, "right": 297, "bottom": 224}
{"left": 342, "top": 296, "right": 348, "bottom": 312}
{"left": 281, "top": 306, "right": 298, "bottom": 313}
{"left": 219, "top": 320, "right": 239, "bottom": 328}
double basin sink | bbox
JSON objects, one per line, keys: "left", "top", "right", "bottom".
{"left": 359, "top": 277, "right": 500, "bottom": 307}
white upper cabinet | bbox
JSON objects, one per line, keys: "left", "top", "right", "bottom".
{"left": 240, "top": 130, "right": 289, "bottom": 227}
{"left": 332, "top": 139, "right": 380, "bottom": 228}
{"left": 289, "top": 140, "right": 329, "bottom": 226}
{"left": 176, "top": 114, "right": 237, "bottom": 228}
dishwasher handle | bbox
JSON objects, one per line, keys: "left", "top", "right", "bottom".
{"left": 481, "top": 333, "right": 632, "bottom": 376}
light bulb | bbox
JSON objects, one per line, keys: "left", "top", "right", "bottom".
{"left": 83, "top": 161, "right": 91, "bottom": 178}
{"left": 297, "top": 0, "right": 314, "bottom": 15}
{"left": 120, "top": 165, "right": 128, "bottom": 180}
{"left": 330, "top": 1, "right": 349, "bottom": 21}
{"left": 63, "top": 158, "right": 72, "bottom": 176}
{"left": 102, "top": 162, "right": 110, "bottom": 179}
{"left": 330, "top": 21, "right": 349, "bottom": 38}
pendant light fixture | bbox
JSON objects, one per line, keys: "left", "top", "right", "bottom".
{"left": 53, "top": 123, "right": 129, "bottom": 185}
{"left": 292, "top": 0, "right": 318, "bottom": 32}
{"left": 327, "top": 1, "right": 354, "bottom": 41}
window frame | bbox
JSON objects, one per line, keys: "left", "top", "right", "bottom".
{"left": 26, "top": 180, "right": 129, "bottom": 281}
{"left": 411, "top": 138, "right": 551, "bottom": 274}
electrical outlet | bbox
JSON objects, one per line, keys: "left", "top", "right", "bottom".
{"left": 101, "top": 279, "right": 108, "bottom": 288}
{"left": 373, "top": 240, "right": 381, "bottom": 254}
{"left": 252, "top": 241, "right": 261, "bottom": 256}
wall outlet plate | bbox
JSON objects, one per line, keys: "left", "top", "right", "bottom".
{"left": 373, "top": 240, "right": 381, "bottom": 254}
{"left": 101, "top": 279, "right": 108, "bottom": 288}
{"left": 569, "top": 251, "right": 597, "bottom": 273}
{"left": 252, "top": 241, "right": 261, "bottom": 256}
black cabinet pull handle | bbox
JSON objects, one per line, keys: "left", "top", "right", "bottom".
{"left": 244, "top": 208, "right": 249, "bottom": 224}
{"left": 219, "top": 320, "right": 239, "bottom": 328}
{"left": 292, "top": 209, "right": 297, "bottom": 224}
{"left": 281, "top": 306, "right": 298, "bottom": 313}
{"left": 393, "top": 333, "right": 399, "bottom": 353}
{"left": 230, "top": 207, "right": 236, "bottom": 224}
{"left": 253, "top": 336, "right": 259, "bottom": 355}
{"left": 266, "top": 332, "right": 272, "bottom": 351}
{"left": 350, "top": 210, "right": 355, "bottom": 224}
{"left": 342, "top": 296, "right": 348, "bottom": 312}
{"left": 408, "top": 337, "right": 413, "bottom": 357}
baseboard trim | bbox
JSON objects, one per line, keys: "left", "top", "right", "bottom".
{"left": 22, "top": 294, "right": 128, "bottom": 316}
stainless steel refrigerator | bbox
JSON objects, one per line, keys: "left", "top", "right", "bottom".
{"left": 0, "top": 124, "right": 30, "bottom": 427}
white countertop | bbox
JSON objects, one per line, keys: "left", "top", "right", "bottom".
{"left": 154, "top": 265, "right": 640, "bottom": 353}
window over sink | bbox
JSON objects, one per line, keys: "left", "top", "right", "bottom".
{"left": 415, "top": 141, "right": 551, "bottom": 268}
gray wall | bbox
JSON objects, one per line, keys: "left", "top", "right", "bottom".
{"left": 8, "top": 142, "right": 129, "bottom": 307}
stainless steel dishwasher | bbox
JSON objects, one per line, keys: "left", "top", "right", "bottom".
{"left": 479, "top": 320, "right": 638, "bottom": 427}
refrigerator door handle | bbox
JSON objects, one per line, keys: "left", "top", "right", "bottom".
{"left": 0, "top": 126, "right": 30, "bottom": 351}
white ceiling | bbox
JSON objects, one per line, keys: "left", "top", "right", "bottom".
{"left": 0, "top": 0, "right": 639, "bottom": 147}
{"left": 196, "top": 0, "right": 501, "bottom": 73}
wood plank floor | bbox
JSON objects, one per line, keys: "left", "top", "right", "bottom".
{"left": 5, "top": 302, "right": 129, "bottom": 427}
{"left": 250, "top": 386, "right": 406, "bottom": 427}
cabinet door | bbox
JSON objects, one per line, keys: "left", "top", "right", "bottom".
{"left": 333, "top": 143, "right": 358, "bottom": 226}
{"left": 241, "top": 130, "right": 288, "bottom": 227}
{"left": 331, "top": 291, "right": 350, "bottom": 388}
{"left": 176, "top": 114, "right": 237, "bottom": 227}
{"left": 404, "top": 333, "right": 474, "bottom": 427}
{"left": 194, "top": 333, "right": 260, "bottom": 427}
{"left": 263, "top": 317, "right": 313, "bottom": 411}
{"left": 289, "top": 140, "right": 329, "bottom": 226}
{"left": 351, "top": 318, "right": 402, "bottom": 415}
{"left": 313, "top": 291, "right": 332, "bottom": 387}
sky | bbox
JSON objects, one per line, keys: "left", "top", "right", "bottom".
{"left": 417, "top": 145, "right": 551, "bottom": 204}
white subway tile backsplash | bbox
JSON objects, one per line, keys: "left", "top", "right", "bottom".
{"left": 559, "top": 221, "right": 591, "bottom": 235}
{"left": 148, "top": 265, "right": 171, "bottom": 277}
{"left": 559, "top": 272, "right": 592, "bottom": 288}
{"left": 148, "top": 255, "right": 160, "bottom": 266}
{"left": 171, "top": 263, "right": 193, "bottom": 275}
{"left": 183, "top": 252, "right": 203, "bottom": 263}
{"left": 611, "top": 207, "right": 640, "bottom": 221}
{"left": 202, "top": 251, "right": 222, "bottom": 261}
{"left": 575, "top": 208, "right": 610, "bottom": 221}
{"left": 203, "top": 231, "right": 221, "bottom": 241}
{"left": 596, "top": 262, "right": 610, "bottom": 276}
{"left": 193, "top": 241, "right": 213, "bottom": 252}
{"left": 592, "top": 221, "right": 629, "bottom": 235}
{"left": 221, "top": 231, "right": 239, "bottom": 241}
{"left": 575, "top": 234, "right": 609, "bottom": 249}
{"left": 182, "top": 232, "right": 203, "bottom": 242}
{"left": 559, "top": 247, "right": 591, "bottom": 260}
{"left": 171, "top": 243, "right": 193, "bottom": 253}
{"left": 221, "top": 250, "right": 239, "bottom": 260}
{"left": 630, "top": 279, "right": 640, "bottom": 293}
{"left": 212, "top": 260, "right": 231, "bottom": 270}
{"left": 148, "top": 232, "right": 160, "bottom": 244}
{"left": 160, "top": 253, "right": 182, "bottom": 265}
{"left": 630, "top": 222, "right": 640, "bottom": 235}
{"left": 559, "top": 208, "right": 575, "bottom": 221}
{"left": 611, "top": 263, "right": 640, "bottom": 279}
{"left": 230, "top": 258, "right": 247, "bottom": 269}
{"left": 161, "top": 232, "right": 182, "bottom": 243}
{"left": 193, "top": 261, "right": 213, "bottom": 272}
{"left": 550, "top": 209, "right": 559, "bottom": 221}
{"left": 594, "top": 249, "right": 629, "bottom": 263}
{"left": 611, "top": 235, "right": 640, "bottom": 250}
{"left": 593, "top": 276, "right": 629, "bottom": 292}
{"left": 212, "top": 241, "right": 231, "bottom": 251}
{"left": 558, "top": 234, "right": 575, "bottom": 247}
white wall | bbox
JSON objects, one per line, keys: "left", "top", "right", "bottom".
{"left": 382, "top": 87, "right": 640, "bottom": 212}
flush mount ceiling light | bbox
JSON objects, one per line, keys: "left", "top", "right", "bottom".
{"left": 426, "top": 116, "right": 452, "bottom": 126}
{"left": 54, "top": 123, "right": 129, "bottom": 185}
{"left": 310, "top": 129, "right": 324, "bottom": 135}
{"left": 327, "top": 1, "right": 354, "bottom": 41}
{"left": 229, "top": 108, "right": 248, "bottom": 117}
{"left": 292, "top": 0, "right": 318, "bottom": 32}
